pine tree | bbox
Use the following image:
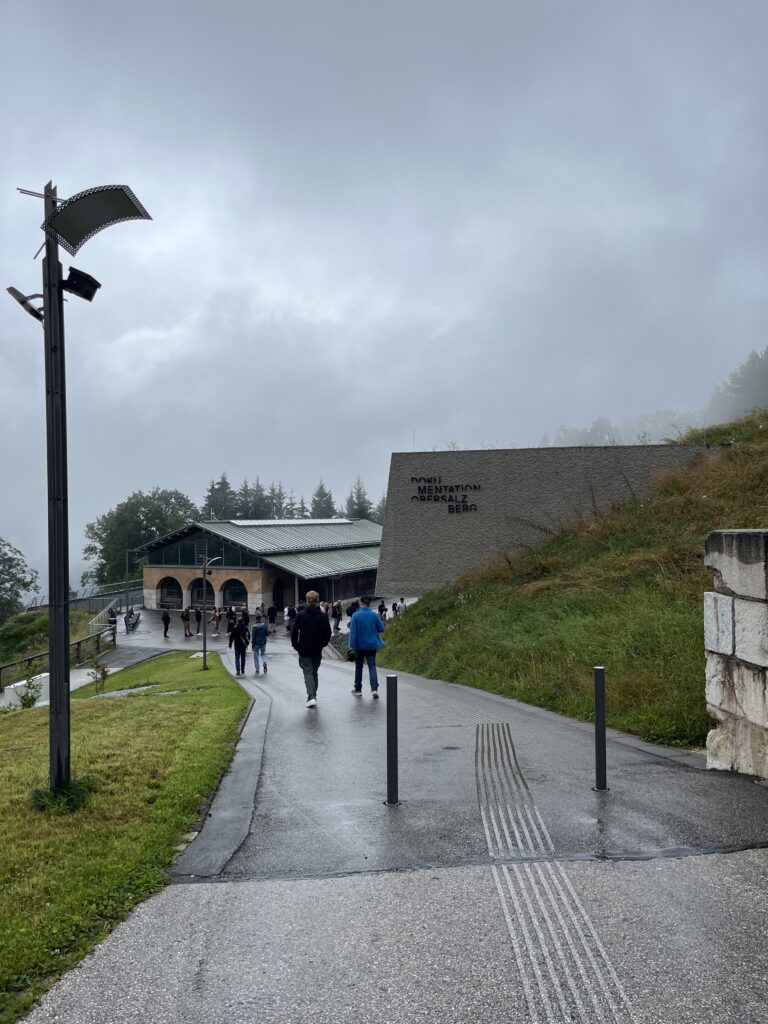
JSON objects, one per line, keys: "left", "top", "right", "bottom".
{"left": 344, "top": 476, "right": 373, "bottom": 519}
{"left": 201, "top": 473, "right": 238, "bottom": 519}
{"left": 251, "top": 477, "right": 271, "bottom": 519}
{"left": 297, "top": 495, "right": 310, "bottom": 519}
{"left": 310, "top": 479, "right": 336, "bottom": 518}
{"left": 284, "top": 489, "right": 297, "bottom": 519}
{"left": 266, "top": 481, "right": 287, "bottom": 519}
{"left": 372, "top": 491, "right": 387, "bottom": 525}
{"left": 235, "top": 479, "right": 257, "bottom": 518}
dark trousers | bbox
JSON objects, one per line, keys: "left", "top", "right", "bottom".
{"left": 233, "top": 645, "right": 247, "bottom": 674}
{"left": 163, "top": 621, "right": 169, "bottom": 638}
{"left": 299, "top": 655, "right": 322, "bottom": 699}
{"left": 354, "top": 650, "right": 379, "bottom": 690}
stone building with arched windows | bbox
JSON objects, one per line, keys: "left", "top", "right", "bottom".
{"left": 138, "top": 518, "right": 382, "bottom": 613}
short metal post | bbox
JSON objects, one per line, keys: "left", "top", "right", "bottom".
{"left": 593, "top": 666, "right": 609, "bottom": 792}
{"left": 386, "top": 674, "right": 399, "bottom": 804}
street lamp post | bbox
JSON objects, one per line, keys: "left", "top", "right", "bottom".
{"left": 201, "top": 551, "right": 221, "bottom": 671}
{"left": 8, "top": 181, "right": 150, "bottom": 791}
{"left": 42, "top": 183, "right": 70, "bottom": 790}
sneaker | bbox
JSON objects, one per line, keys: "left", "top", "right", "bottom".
{"left": 351, "top": 688, "right": 362, "bottom": 697}
{"left": 263, "top": 665, "right": 268, "bottom": 674}
{"left": 372, "top": 690, "right": 380, "bottom": 699}
{"left": 306, "top": 697, "right": 317, "bottom": 708}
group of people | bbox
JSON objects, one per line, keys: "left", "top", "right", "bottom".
{"left": 221, "top": 591, "right": 392, "bottom": 710}
{"left": 160, "top": 593, "right": 406, "bottom": 710}
{"left": 290, "top": 592, "right": 386, "bottom": 708}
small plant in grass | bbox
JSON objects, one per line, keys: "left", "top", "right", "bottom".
{"left": 18, "top": 661, "right": 43, "bottom": 708}
{"left": 31, "top": 775, "right": 97, "bottom": 813}
{"left": 88, "top": 658, "right": 110, "bottom": 694}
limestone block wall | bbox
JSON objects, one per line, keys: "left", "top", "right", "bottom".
{"left": 704, "top": 530, "right": 768, "bottom": 778}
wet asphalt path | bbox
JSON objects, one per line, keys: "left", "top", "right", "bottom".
{"left": 21, "top": 615, "right": 768, "bottom": 1023}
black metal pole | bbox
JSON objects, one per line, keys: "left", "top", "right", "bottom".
{"left": 43, "top": 181, "right": 70, "bottom": 790}
{"left": 201, "top": 542, "right": 208, "bottom": 671}
{"left": 386, "top": 674, "right": 398, "bottom": 804}
{"left": 593, "top": 665, "right": 608, "bottom": 792}
{"left": 124, "top": 548, "right": 130, "bottom": 628}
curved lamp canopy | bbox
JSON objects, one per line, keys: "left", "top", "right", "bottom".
{"left": 42, "top": 184, "right": 151, "bottom": 256}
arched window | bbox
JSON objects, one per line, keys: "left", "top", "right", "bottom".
{"left": 221, "top": 578, "right": 247, "bottom": 606}
{"left": 190, "top": 578, "right": 215, "bottom": 606}
{"left": 157, "top": 576, "right": 183, "bottom": 609}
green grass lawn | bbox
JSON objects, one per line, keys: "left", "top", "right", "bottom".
{"left": 382, "top": 411, "right": 768, "bottom": 748}
{"left": 0, "top": 652, "right": 249, "bottom": 1024}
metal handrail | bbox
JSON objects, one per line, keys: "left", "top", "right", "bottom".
{"left": 88, "top": 596, "right": 121, "bottom": 634}
{"left": 0, "top": 626, "right": 117, "bottom": 692}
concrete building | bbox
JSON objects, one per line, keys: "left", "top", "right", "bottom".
{"left": 139, "top": 519, "right": 381, "bottom": 612}
{"left": 376, "top": 444, "right": 715, "bottom": 596}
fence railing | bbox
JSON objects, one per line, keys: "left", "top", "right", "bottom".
{"left": 0, "top": 626, "right": 117, "bottom": 692}
{"left": 89, "top": 597, "right": 121, "bottom": 635}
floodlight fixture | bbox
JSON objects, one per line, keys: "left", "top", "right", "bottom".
{"left": 61, "top": 267, "right": 101, "bottom": 302}
{"left": 42, "top": 184, "right": 152, "bottom": 256}
{"left": 7, "top": 286, "right": 44, "bottom": 322}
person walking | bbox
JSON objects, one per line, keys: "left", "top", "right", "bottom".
{"left": 378, "top": 600, "right": 387, "bottom": 621}
{"left": 181, "top": 607, "right": 192, "bottom": 638}
{"left": 161, "top": 607, "right": 171, "bottom": 639}
{"left": 210, "top": 607, "right": 221, "bottom": 637}
{"left": 287, "top": 603, "right": 297, "bottom": 633}
{"left": 226, "top": 606, "right": 236, "bottom": 635}
{"left": 349, "top": 595, "right": 385, "bottom": 698}
{"left": 229, "top": 616, "right": 250, "bottom": 676}
{"left": 267, "top": 604, "right": 277, "bottom": 635}
{"left": 251, "top": 613, "right": 268, "bottom": 674}
{"left": 283, "top": 605, "right": 291, "bottom": 633}
{"left": 391, "top": 601, "right": 399, "bottom": 619}
{"left": 194, "top": 606, "right": 202, "bottom": 634}
{"left": 331, "top": 600, "right": 342, "bottom": 633}
{"left": 241, "top": 605, "right": 250, "bottom": 627}
{"left": 345, "top": 597, "right": 359, "bottom": 630}
{"left": 290, "top": 590, "right": 331, "bottom": 709}
{"left": 398, "top": 598, "right": 406, "bottom": 615}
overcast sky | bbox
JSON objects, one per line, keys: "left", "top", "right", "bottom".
{"left": 2, "top": 0, "right": 767, "bottom": 583}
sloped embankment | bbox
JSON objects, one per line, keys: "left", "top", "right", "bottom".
{"left": 381, "top": 411, "right": 768, "bottom": 747}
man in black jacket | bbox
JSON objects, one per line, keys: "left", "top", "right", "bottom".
{"left": 291, "top": 590, "right": 332, "bottom": 709}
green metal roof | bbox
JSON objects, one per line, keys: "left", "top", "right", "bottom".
{"left": 261, "top": 545, "right": 381, "bottom": 580}
{"left": 137, "top": 518, "right": 382, "bottom": 557}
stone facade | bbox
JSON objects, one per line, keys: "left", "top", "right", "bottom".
{"left": 376, "top": 445, "right": 714, "bottom": 596}
{"left": 704, "top": 530, "right": 768, "bottom": 778}
{"left": 143, "top": 566, "right": 272, "bottom": 614}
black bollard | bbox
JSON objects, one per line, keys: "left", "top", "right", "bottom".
{"left": 593, "top": 665, "right": 609, "bottom": 792}
{"left": 386, "top": 674, "right": 399, "bottom": 805}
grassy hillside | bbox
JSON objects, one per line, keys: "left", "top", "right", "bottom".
{"left": 381, "top": 411, "right": 768, "bottom": 747}
{"left": 0, "top": 611, "right": 95, "bottom": 666}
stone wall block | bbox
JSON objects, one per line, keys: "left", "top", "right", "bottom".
{"left": 707, "top": 712, "right": 768, "bottom": 778}
{"left": 704, "top": 530, "right": 768, "bottom": 600}
{"left": 706, "top": 652, "right": 768, "bottom": 729}
{"left": 703, "top": 592, "right": 734, "bottom": 655}
{"left": 733, "top": 598, "right": 768, "bottom": 668}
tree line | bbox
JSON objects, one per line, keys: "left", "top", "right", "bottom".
{"left": 82, "top": 475, "right": 386, "bottom": 585}
{"left": 545, "top": 346, "right": 768, "bottom": 447}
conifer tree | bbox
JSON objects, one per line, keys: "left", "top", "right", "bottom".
{"left": 344, "top": 476, "right": 373, "bottom": 519}
{"left": 372, "top": 491, "right": 387, "bottom": 525}
{"left": 310, "top": 479, "right": 336, "bottom": 518}
{"left": 266, "top": 481, "right": 287, "bottom": 519}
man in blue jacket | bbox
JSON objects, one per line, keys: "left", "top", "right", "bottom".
{"left": 349, "top": 595, "right": 385, "bottom": 698}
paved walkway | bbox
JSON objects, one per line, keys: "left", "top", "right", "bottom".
{"left": 22, "top": 611, "right": 768, "bottom": 1023}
